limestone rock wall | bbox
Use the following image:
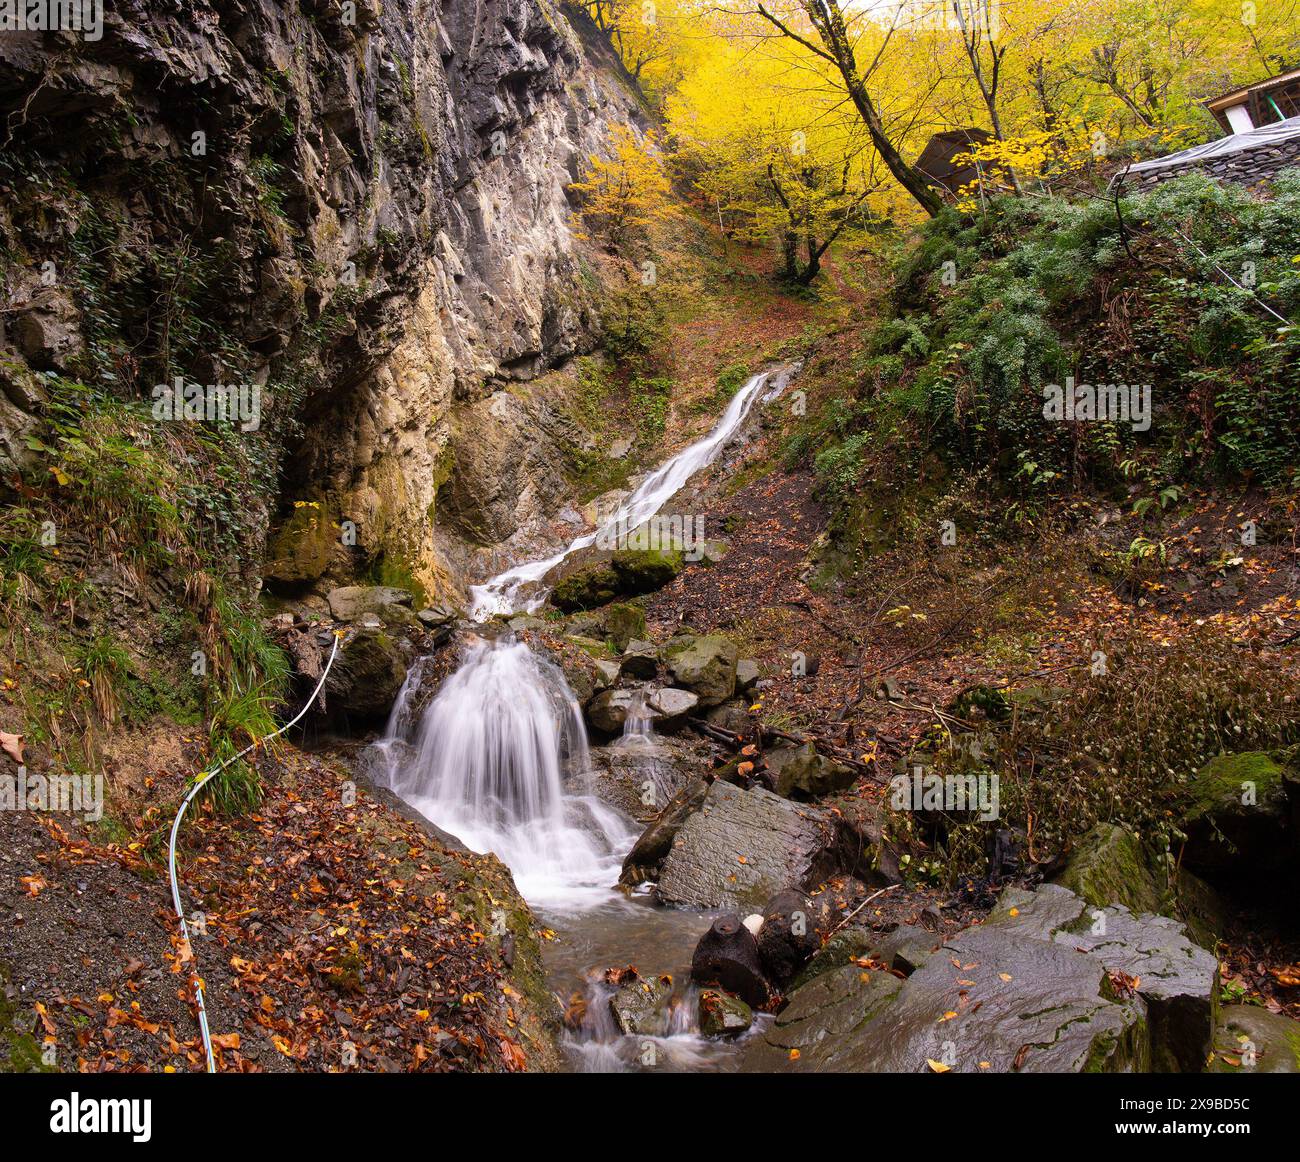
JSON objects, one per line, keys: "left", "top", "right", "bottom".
{"left": 0, "top": 0, "right": 643, "bottom": 601}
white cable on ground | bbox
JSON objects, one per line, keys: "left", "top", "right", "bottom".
{"left": 1167, "top": 223, "right": 1291, "bottom": 326}
{"left": 167, "top": 629, "right": 343, "bottom": 1073}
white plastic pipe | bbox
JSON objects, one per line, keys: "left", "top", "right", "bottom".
{"left": 167, "top": 630, "right": 342, "bottom": 1072}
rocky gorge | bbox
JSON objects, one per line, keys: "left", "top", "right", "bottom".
{"left": 1, "top": 0, "right": 1299, "bottom": 1086}
{"left": 1, "top": 0, "right": 646, "bottom": 603}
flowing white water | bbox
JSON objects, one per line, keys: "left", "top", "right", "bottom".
{"left": 374, "top": 366, "right": 792, "bottom": 1068}
{"left": 373, "top": 636, "right": 634, "bottom": 910}
{"left": 617, "top": 689, "right": 655, "bottom": 749}
{"left": 468, "top": 365, "right": 795, "bottom": 618}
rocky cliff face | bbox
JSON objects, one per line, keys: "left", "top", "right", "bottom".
{"left": 0, "top": 0, "right": 642, "bottom": 600}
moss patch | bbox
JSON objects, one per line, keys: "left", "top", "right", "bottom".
{"left": 1054, "top": 823, "right": 1163, "bottom": 917}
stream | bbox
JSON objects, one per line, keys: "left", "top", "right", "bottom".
{"left": 371, "top": 368, "right": 795, "bottom": 1071}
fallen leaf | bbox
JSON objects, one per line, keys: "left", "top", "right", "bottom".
{"left": 0, "top": 730, "right": 24, "bottom": 763}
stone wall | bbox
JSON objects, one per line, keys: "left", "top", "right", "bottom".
{"left": 1125, "top": 135, "right": 1300, "bottom": 191}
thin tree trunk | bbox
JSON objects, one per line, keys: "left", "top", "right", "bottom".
{"left": 756, "top": 1, "right": 945, "bottom": 217}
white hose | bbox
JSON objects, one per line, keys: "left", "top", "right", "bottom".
{"left": 167, "top": 630, "right": 343, "bottom": 1073}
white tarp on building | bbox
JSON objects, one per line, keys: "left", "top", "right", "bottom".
{"left": 1125, "top": 116, "right": 1300, "bottom": 176}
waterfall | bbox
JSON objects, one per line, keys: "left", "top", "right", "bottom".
{"left": 468, "top": 365, "right": 796, "bottom": 618}
{"left": 617, "top": 690, "right": 655, "bottom": 749}
{"left": 375, "top": 636, "right": 633, "bottom": 910}
{"left": 376, "top": 365, "right": 792, "bottom": 914}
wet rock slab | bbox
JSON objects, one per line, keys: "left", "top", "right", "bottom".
{"left": 655, "top": 781, "right": 861, "bottom": 910}
{"left": 743, "top": 883, "right": 1218, "bottom": 1073}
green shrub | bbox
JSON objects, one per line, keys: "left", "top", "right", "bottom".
{"left": 805, "top": 172, "right": 1300, "bottom": 516}
{"left": 601, "top": 282, "right": 669, "bottom": 373}
{"left": 920, "top": 626, "right": 1299, "bottom": 879}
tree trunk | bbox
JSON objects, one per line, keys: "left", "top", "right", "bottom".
{"left": 758, "top": 2, "right": 945, "bottom": 218}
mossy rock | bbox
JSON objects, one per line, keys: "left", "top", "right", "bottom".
{"left": 698, "top": 989, "right": 753, "bottom": 1037}
{"left": 1174, "top": 867, "right": 1229, "bottom": 951}
{"left": 605, "top": 602, "right": 645, "bottom": 651}
{"left": 788, "top": 928, "right": 875, "bottom": 990}
{"left": 1053, "top": 827, "right": 1227, "bottom": 951}
{"left": 1208, "top": 1005, "right": 1300, "bottom": 1074}
{"left": 1054, "top": 823, "right": 1164, "bottom": 917}
{"left": 1181, "top": 752, "right": 1293, "bottom": 875}
{"left": 264, "top": 502, "right": 335, "bottom": 589}
{"left": 551, "top": 564, "right": 620, "bottom": 612}
{"left": 0, "top": 963, "right": 55, "bottom": 1072}
{"left": 1184, "top": 752, "right": 1288, "bottom": 823}
{"left": 563, "top": 634, "right": 611, "bottom": 659}
{"left": 551, "top": 549, "right": 682, "bottom": 612}
{"left": 325, "top": 629, "right": 407, "bottom": 721}
{"left": 663, "top": 633, "right": 739, "bottom": 707}
{"left": 610, "top": 547, "right": 683, "bottom": 592}
{"left": 766, "top": 742, "right": 857, "bottom": 800}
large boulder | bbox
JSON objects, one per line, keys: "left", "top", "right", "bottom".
{"left": 264, "top": 503, "right": 335, "bottom": 589}
{"left": 1208, "top": 1005, "right": 1300, "bottom": 1074}
{"left": 740, "top": 964, "right": 907, "bottom": 1072}
{"left": 992, "top": 885, "right": 1219, "bottom": 1073}
{"left": 605, "top": 603, "right": 646, "bottom": 651}
{"left": 551, "top": 564, "right": 621, "bottom": 612}
{"left": 327, "top": 585, "right": 418, "bottom": 627}
{"left": 873, "top": 923, "right": 941, "bottom": 975}
{"left": 1051, "top": 823, "right": 1227, "bottom": 952}
{"left": 765, "top": 743, "right": 857, "bottom": 800}
{"left": 550, "top": 550, "right": 683, "bottom": 612}
{"left": 654, "top": 780, "right": 867, "bottom": 909}
{"left": 325, "top": 629, "right": 408, "bottom": 721}
{"left": 587, "top": 688, "right": 637, "bottom": 734}
{"left": 1053, "top": 822, "right": 1164, "bottom": 917}
{"left": 646, "top": 686, "right": 699, "bottom": 728}
{"left": 610, "top": 547, "right": 683, "bottom": 593}
{"left": 743, "top": 884, "right": 1218, "bottom": 1073}
{"left": 618, "top": 639, "right": 659, "bottom": 679}
{"left": 1181, "top": 752, "right": 1295, "bottom": 876}
{"left": 663, "top": 634, "right": 739, "bottom": 707}
{"left": 589, "top": 732, "right": 705, "bottom": 820}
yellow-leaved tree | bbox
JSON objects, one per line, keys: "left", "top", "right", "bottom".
{"left": 569, "top": 125, "right": 675, "bottom": 250}
{"left": 669, "top": 29, "right": 885, "bottom": 282}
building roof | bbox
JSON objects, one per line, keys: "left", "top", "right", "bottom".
{"left": 915, "top": 127, "right": 992, "bottom": 194}
{"left": 1205, "top": 67, "right": 1300, "bottom": 112}
{"left": 1124, "top": 115, "right": 1300, "bottom": 176}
